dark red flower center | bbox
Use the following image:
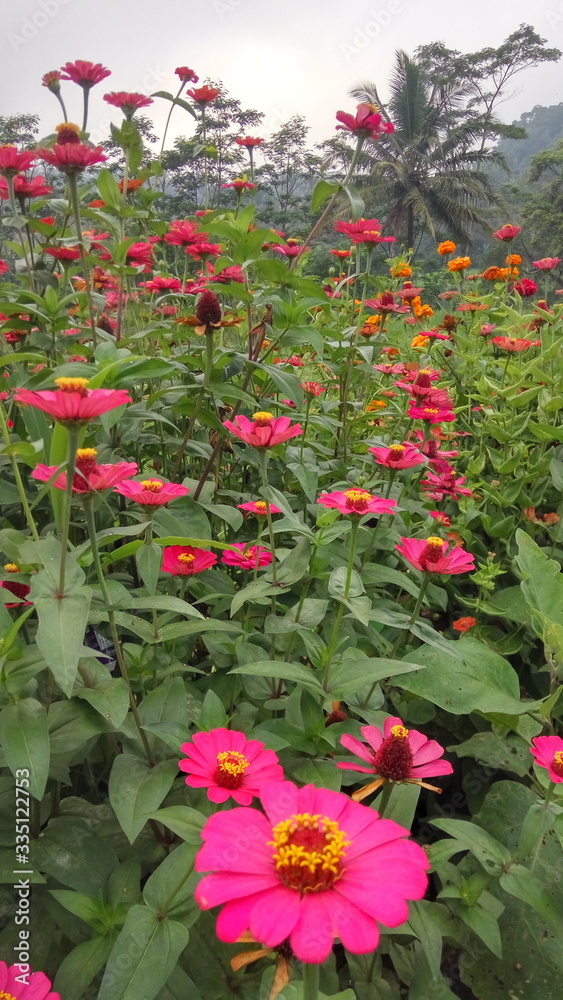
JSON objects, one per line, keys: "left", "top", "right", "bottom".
{"left": 73, "top": 447, "right": 99, "bottom": 488}
{"left": 271, "top": 813, "right": 349, "bottom": 893}
{"left": 344, "top": 489, "right": 372, "bottom": 512}
{"left": 421, "top": 536, "right": 446, "bottom": 565}
{"left": 373, "top": 725, "right": 413, "bottom": 780}
{"left": 214, "top": 750, "right": 249, "bottom": 789}
{"left": 196, "top": 290, "right": 222, "bottom": 327}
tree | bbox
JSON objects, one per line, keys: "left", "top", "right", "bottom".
{"left": 0, "top": 114, "right": 39, "bottom": 147}
{"left": 256, "top": 116, "right": 321, "bottom": 232}
{"left": 351, "top": 51, "right": 504, "bottom": 247}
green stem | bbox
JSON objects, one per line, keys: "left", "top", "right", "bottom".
{"left": 388, "top": 573, "right": 431, "bottom": 660}
{"left": 58, "top": 427, "right": 79, "bottom": 597}
{"left": 0, "top": 403, "right": 39, "bottom": 541}
{"left": 302, "top": 962, "right": 319, "bottom": 1000}
{"left": 172, "top": 331, "right": 214, "bottom": 478}
{"left": 323, "top": 517, "right": 360, "bottom": 688}
{"left": 68, "top": 173, "right": 97, "bottom": 349}
{"left": 6, "top": 175, "right": 36, "bottom": 292}
{"left": 257, "top": 450, "right": 277, "bottom": 587}
{"left": 83, "top": 496, "right": 154, "bottom": 763}
{"left": 376, "top": 781, "right": 393, "bottom": 817}
{"left": 82, "top": 88, "right": 90, "bottom": 133}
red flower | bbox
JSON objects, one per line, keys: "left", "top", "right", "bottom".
{"left": 221, "top": 543, "right": 273, "bottom": 570}
{"left": 493, "top": 224, "right": 521, "bottom": 241}
{"left": 330, "top": 249, "right": 352, "bottom": 258}
{"left": 365, "top": 292, "right": 409, "bottom": 314}
{"left": 0, "top": 174, "right": 52, "bottom": 199}
{"left": 104, "top": 92, "right": 153, "bottom": 116}
{"left": 511, "top": 278, "right": 537, "bottom": 297}
{"left": 60, "top": 60, "right": 111, "bottom": 87}
{"left": 238, "top": 500, "right": 282, "bottom": 516}
{"left": 0, "top": 564, "right": 32, "bottom": 608}
{"left": 335, "top": 103, "right": 395, "bottom": 139}
{"left": 187, "top": 85, "right": 220, "bottom": 105}
{"left": 223, "top": 412, "right": 302, "bottom": 449}
{"left": 407, "top": 404, "right": 456, "bottom": 423}
{"left": 351, "top": 229, "right": 395, "bottom": 246}
{"left": 0, "top": 146, "right": 36, "bottom": 176}
{"left": 42, "top": 70, "right": 63, "bottom": 91}
{"left": 530, "top": 735, "right": 563, "bottom": 783}
{"left": 0, "top": 960, "right": 60, "bottom": 999}
{"left": 338, "top": 716, "right": 453, "bottom": 799}
{"left": 300, "top": 381, "right": 326, "bottom": 397}
{"left": 533, "top": 257, "right": 561, "bottom": 270}
{"left": 317, "top": 489, "right": 397, "bottom": 516}
{"left": 222, "top": 179, "right": 255, "bottom": 192}
{"left": 184, "top": 242, "right": 221, "bottom": 261}
{"left": 14, "top": 378, "right": 130, "bottom": 425}
{"left": 491, "top": 336, "right": 536, "bottom": 352}
{"left": 43, "top": 246, "right": 82, "bottom": 262}
{"left": 235, "top": 136, "right": 264, "bottom": 148}
{"left": 452, "top": 616, "right": 476, "bottom": 633}
{"left": 272, "top": 244, "right": 310, "bottom": 258}
{"left": 38, "top": 142, "right": 107, "bottom": 174}
{"left": 420, "top": 471, "right": 472, "bottom": 502}
{"left": 113, "top": 479, "right": 189, "bottom": 506}
{"left": 370, "top": 443, "right": 426, "bottom": 469}
{"left": 175, "top": 66, "right": 199, "bottom": 83}
{"left": 126, "top": 241, "right": 155, "bottom": 272}
{"left": 142, "top": 275, "right": 183, "bottom": 293}
{"left": 161, "top": 545, "right": 217, "bottom": 575}
{"left": 0, "top": 259, "right": 9, "bottom": 275}
{"left": 209, "top": 264, "right": 245, "bottom": 284}
{"left": 164, "top": 220, "right": 205, "bottom": 246}
{"left": 396, "top": 536, "right": 475, "bottom": 575}
{"left": 335, "top": 217, "right": 384, "bottom": 238}
{"left": 179, "top": 728, "right": 283, "bottom": 805}
{"left": 32, "top": 448, "right": 137, "bottom": 494}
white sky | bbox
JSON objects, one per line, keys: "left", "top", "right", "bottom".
{"left": 2, "top": 0, "right": 563, "bottom": 151}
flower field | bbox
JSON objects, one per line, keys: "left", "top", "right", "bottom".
{"left": 1, "top": 57, "right": 563, "bottom": 1000}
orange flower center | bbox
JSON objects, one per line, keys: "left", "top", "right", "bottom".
{"left": 55, "top": 376, "right": 90, "bottom": 396}
{"left": 373, "top": 726, "right": 413, "bottom": 780}
{"left": 178, "top": 553, "right": 196, "bottom": 565}
{"left": 252, "top": 411, "right": 274, "bottom": 426}
{"left": 140, "top": 479, "right": 163, "bottom": 492}
{"left": 422, "top": 408, "right": 439, "bottom": 416}
{"left": 343, "top": 488, "right": 372, "bottom": 512}
{"left": 3, "top": 564, "right": 20, "bottom": 573}
{"left": 270, "top": 813, "right": 349, "bottom": 893}
{"left": 0, "top": 991, "right": 17, "bottom": 1000}
{"left": 254, "top": 501, "right": 268, "bottom": 514}
{"left": 552, "top": 751, "right": 563, "bottom": 777}
{"left": 215, "top": 750, "right": 250, "bottom": 788}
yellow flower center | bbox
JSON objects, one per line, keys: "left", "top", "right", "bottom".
{"left": 426, "top": 536, "right": 446, "bottom": 549}
{"left": 389, "top": 444, "right": 405, "bottom": 454}
{"left": 56, "top": 121, "right": 80, "bottom": 134}
{"left": 76, "top": 448, "right": 98, "bottom": 459}
{"left": 270, "top": 813, "right": 350, "bottom": 893}
{"left": 0, "top": 992, "right": 17, "bottom": 1000}
{"left": 215, "top": 750, "right": 250, "bottom": 789}
{"left": 552, "top": 751, "right": 563, "bottom": 777}
{"left": 343, "top": 488, "right": 372, "bottom": 512}
{"left": 140, "top": 479, "right": 163, "bottom": 492}
{"left": 55, "top": 376, "right": 90, "bottom": 394}
{"left": 390, "top": 725, "right": 409, "bottom": 738}
{"left": 423, "top": 408, "right": 439, "bottom": 415}
{"left": 252, "top": 411, "right": 274, "bottom": 425}
{"left": 178, "top": 553, "right": 196, "bottom": 564}
{"left": 3, "top": 564, "right": 20, "bottom": 573}
{"left": 254, "top": 501, "right": 268, "bottom": 514}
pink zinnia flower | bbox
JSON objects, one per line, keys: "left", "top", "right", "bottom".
{"left": 32, "top": 448, "right": 137, "bottom": 494}
{"left": 161, "top": 545, "right": 217, "bottom": 575}
{"left": 179, "top": 728, "right": 283, "bottom": 805}
{"left": 238, "top": 500, "right": 282, "bottom": 516}
{"left": 351, "top": 230, "right": 395, "bottom": 246}
{"left": 272, "top": 244, "right": 310, "bottom": 258}
{"left": 0, "top": 174, "right": 52, "bottom": 200}
{"left": 114, "top": 479, "right": 189, "bottom": 506}
{"left": 104, "top": 91, "right": 153, "bottom": 116}
{"left": 209, "top": 264, "right": 245, "bottom": 284}
{"left": 533, "top": 257, "right": 561, "bottom": 270}
{"left": 420, "top": 471, "right": 472, "bottom": 502}
{"left": 334, "top": 217, "right": 384, "bottom": 238}
{"left": 365, "top": 292, "right": 409, "bottom": 314}
{"left": 222, "top": 179, "right": 255, "bottom": 192}
{"left": 370, "top": 443, "right": 426, "bottom": 469}
{"left": 480, "top": 323, "right": 496, "bottom": 336}
{"left": 42, "top": 70, "right": 63, "bottom": 91}
{"left": 338, "top": 716, "right": 453, "bottom": 800}
{"left": 0, "top": 961, "right": 60, "bottom": 999}
{"left": 126, "top": 241, "right": 155, "bottom": 271}
{"left": 223, "top": 412, "right": 302, "bottom": 449}
{"left": 530, "top": 735, "right": 563, "bottom": 783}
{"left": 493, "top": 224, "right": 521, "bottom": 241}
{"left": 194, "top": 779, "right": 429, "bottom": 964}
{"left": 235, "top": 136, "right": 264, "bottom": 148}
{"left": 14, "top": 378, "right": 130, "bottom": 425}
{"left": 0, "top": 259, "right": 8, "bottom": 275}
{"left": 184, "top": 242, "right": 222, "bottom": 261}
{"left": 430, "top": 511, "right": 451, "bottom": 526}
{"left": 142, "top": 275, "right": 183, "bottom": 293}
{"left": 317, "top": 489, "right": 397, "bottom": 516}
{"left": 407, "top": 404, "right": 456, "bottom": 423}
{"left": 335, "top": 104, "right": 395, "bottom": 139}
{"left": 60, "top": 60, "right": 111, "bottom": 87}
{"left": 511, "top": 278, "right": 537, "bottom": 297}
{"left": 221, "top": 544, "right": 273, "bottom": 570}
{"left": 164, "top": 220, "right": 204, "bottom": 246}
{"left": 43, "top": 246, "right": 82, "bottom": 262}
{"left": 38, "top": 142, "right": 107, "bottom": 174}
{"left": 175, "top": 66, "right": 199, "bottom": 83}
{"left": 396, "top": 536, "right": 475, "bottom": 575}
{"left": 300, "top": 381, "right": 326, "bottom": 396}
{"left": 0, "top": 146, "right": 36, "bottom": 176}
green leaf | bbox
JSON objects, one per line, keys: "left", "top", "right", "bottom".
{"left": 0, "top": 698, "right": 50, "bottom": 800}
{"left": 73, "top": 661, "right": 130, "bottom": 729}
{"left": 430, "top": 818, "right": 511, "bottom": 871}
{"left": 98, "top": 905, "right": 189, "bottom": 1000}
{"left": 97, "top": 168, "right": 122, "bottom": 210}
{"left": 32, "top": 817, "right": 119, "bottom": 893}
{"left": 54, "top": 933, "right": 117, "bottom": 1000}
{"left": 341, "top": 183, "right": 365, "bottom": 221}
{"left": 136, "top": 541, "right": 162, "bottom": 595}
{"left": 328, "top": 656, "right": 423, "bottom": 699}
{"left": 231, "top": 578, "right": 290, "bottom": 616}
{"left": 311, "top": 179, "right": 340, "bottom": 213}
{"left": 199, "top": 688, "right": 228, "bottom": 729}
{"left": 265, "top": 537, "right": 311, "bottom": 586}
{"left": 149, "top": 806, "right": 205, "bottom": 844}
{"left": 143, "top": 842, "right": 200, "bottom": 921}
{"left": 108, "top": 755, "right": 178, "bottom": 843}
{"left": 33, "top": 591, "right": 92, "bottom": 697}
{"left": 500, "top": 865, "right": 560, "bottom": 929}
{"left": 229, "top": 660, "right": 324, "bottom": 696}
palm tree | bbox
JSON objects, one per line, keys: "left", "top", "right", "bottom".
{"left": 351, "top": 51, "right": 505, "bottom": 247}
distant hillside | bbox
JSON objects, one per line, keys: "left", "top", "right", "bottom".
{"left": 495, "top": 103, "right": 563, "bottom": 178}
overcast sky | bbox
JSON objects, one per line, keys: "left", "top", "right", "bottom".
{"left": 2, "top": 0, "right": 563, "bottom": 153}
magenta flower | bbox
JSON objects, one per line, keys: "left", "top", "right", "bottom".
{"left": 161, "top": 545, "right": 218, "bottom": 575}
{"left": 60, "top": 60, "right": 111, "bottom": 87}
{"left": 272, "top": 244, "right": 310, "bottom": 258}
{"left": 0, "top": 174, "right": 52, "bottom": 199}
{"left": 0, "top": 146, "right": 37, "bottom": 176}
{"left": 223, "top": 412, "right": 302, "bottom": 449}
{"left": 335, "top": 217, "right": 385, "bottom": 238}
{"left": 179, "top": 728, "right": 283, "bottom": 805}
{"left": 175, "top": 66, "right": 199, "bottom": 83}
{"left": 142, "top": 275, "right": 183, "bottom": 293}
{"left": 221, "top": 544, "right": 273, "bottom": 570}
{"left": 0, "top": 960, "right": 60, "bottom": 999}
{"left": 32, "top": 448, "right": 137, "bottom": 494}
{"left": 114, "top": 479, "right": 189, "bottom": 506}
{"left": 530, "top": 736, "right": 563, "bottom": 783}
{"left": 238, "top": 500, "right": 282, "bottom": 516}
{"left": 163, "top": 220, "right": 204, "bottom": 246}
{"left": 38, "top": 142, "right": 107, "bottom": 174}
{"left": 335, "top": 104, "right": 395, "bottom": 140}
{"left": 300, "top": 381, "right": 326, "bottom": 397}
{"left": 318, "top": 488, "right": 397, "bottom": 517}
{"left": 194, "top": 779, "right": 429, "bottom": 964}
{"left": 396, "top": 536, "right": 475, "bottom": 575}
{"left": 493, "top": 224, "right": 521, "bottom": 241}
{"left": 407, "top": 404, "right": 456, "bottom": 423}
{"left": 338, "top": 716, "right": 453, "bottom": 800}
{"left": 14, "top": 378, "right": 130, "bottom": 425}
{"left": 104, "top": 91, "right": 153, "bottom": 116}
{"left": 511, "top": 278, "right": 538, "bottom": 297}
{"left": 533, "top": 257, "right": 561, "bottom": 271}
{"left": 365, "top": 292, "right": 410, "bottom": 314}
{"left": 420, "top": 471, "right": 473, "bottom": 502}
{"left": 370, "top": 443, "right": 426, "bottom": 470}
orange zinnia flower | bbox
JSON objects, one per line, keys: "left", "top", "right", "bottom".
{"left": 481, "top": 266, "right": 503, "bottom": 281}
{"left": 437, "top": 241, "right": 456, "bottom": 255}
{"left": 506, "top": 253, "right": 522, "bottom": 266}
{"left": 390, "top": 263, "right": 412, "bottom": 278}
{"left": 447, "top": 257, "right": 471, "bottom": 272}
{"left": 453, "top": 616, "right": 476, "bottom": 633}
{"left": 411, "top": 334, "right": 430, "bottom": 349}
